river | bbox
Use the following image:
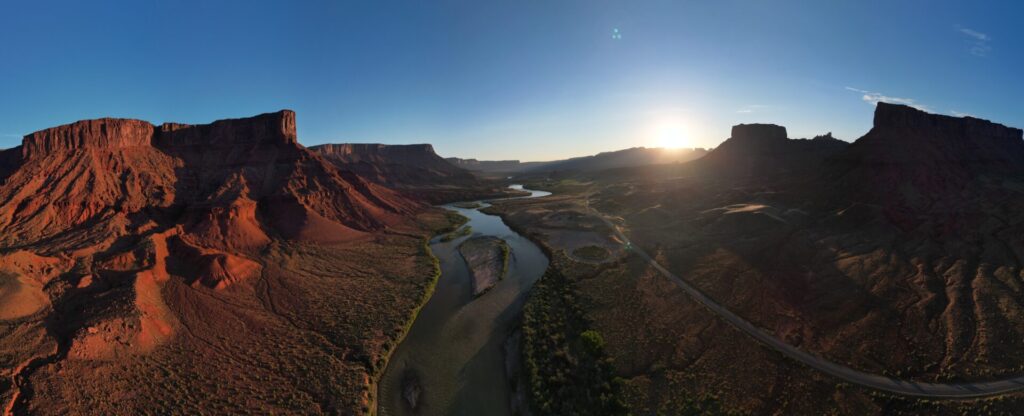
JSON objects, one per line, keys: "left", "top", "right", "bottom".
{"left": 377, "top": 185, "right": 551, "bottom": 416}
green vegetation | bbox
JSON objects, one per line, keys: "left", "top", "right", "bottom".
{"left": 521, "top": 268, "right": 628, "bottom": 416}
{"left": 656, "top": 395, "right": 736, "bottom": 416}
{"left": 437, "top": 211, "right": 469, "bottom": 234}
{"left": 571, "top": 245, "right": 610, "bottom": 262}
{"left": 522, "top": 178, "right": 593, "bottom": 195}
{"left": 440, "top": 225, "right": 472, "bottom": 242}
{"left": 499, "top": 240, "right": 511, "bottom": 278}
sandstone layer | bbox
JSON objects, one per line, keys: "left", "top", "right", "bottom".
{"left": 0, "top": 110, "right": 445, "bottom": 415}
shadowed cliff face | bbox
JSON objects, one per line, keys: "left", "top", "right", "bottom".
{"left": 687, "top": 122, "right": 848, "bottom": 180}
{"left": 155, "top": 110, "right": 297, "bottom": 148}
{"left": 311, "top": 143, "right": 467, "bottom": 180}
{"left": 826, "top": 103, "right": 1024, "bottom": 229}
{"left": 730, "top": 123, "right": 788, "bottom": 142}
{"left": 835, "top": 102, "right": 1024, "bottom": 170}
{"left": 310, "top": 142, "right": 512, "bottom": 204}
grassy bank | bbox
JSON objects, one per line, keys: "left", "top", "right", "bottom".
{"left": 369, "top": 212, "right": 462, "bottom": 416}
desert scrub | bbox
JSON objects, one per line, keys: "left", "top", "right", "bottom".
{"left": 571, "top": 245, "right": 610, "bottom": 262}
{"left": 521, "top": 268, "right": 628, "bottom": 415}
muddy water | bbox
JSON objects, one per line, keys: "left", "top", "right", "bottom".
{"left": 378, "top": 185, "right": 550, "bottom": 416}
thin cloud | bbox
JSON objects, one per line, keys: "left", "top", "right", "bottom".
{"left": 736, "top": 104, "right": 773, "bottom": 114}
{"left": 958, "top": 27, "right": 989, "bottom": 41}
{"left": 955, "top": 25, "right": 992, "bottom": 57}
{"left": 845, "top": 87, "right": 931, "bottom": 112}
{"left": 950, "top": 110, "right": 975, "bottom": 118}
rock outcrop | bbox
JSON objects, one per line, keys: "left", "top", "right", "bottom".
{"left": 824, "top": 103, "right": 1024, "bottom": 232}
{"left": 730, "top": 123, "right": 788, "bottom": 142}
{"left": 835, "top": 102, "right": 1024, "bottom": 170}
{"left": 691, "top": 123, "right": 847, "bottom": 179}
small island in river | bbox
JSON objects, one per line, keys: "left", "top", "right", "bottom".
{"left": 457, "top": 236, "right": 511, "bottom": 296}
{"left": 452, "top": 201, "right": 483, "bottom": 209}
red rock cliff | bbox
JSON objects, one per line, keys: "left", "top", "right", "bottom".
{"left": 21, "top": 118, "right": 155, "bottom": 160}
{"left": 155, "top": 110, "right": 297, "bottom": 148}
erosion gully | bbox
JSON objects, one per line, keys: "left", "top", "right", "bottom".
{"left": 377, "top": 185, "right": 550, "bottom": 416}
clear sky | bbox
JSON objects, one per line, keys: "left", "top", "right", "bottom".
{"left": 1, "top": 1, "right": 1020, "bottom": 161}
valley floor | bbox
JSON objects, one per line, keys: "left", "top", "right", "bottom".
{"left": 485, "top": 181, "right": 1024, "bottom": 415}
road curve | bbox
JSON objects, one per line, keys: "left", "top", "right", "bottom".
{"left": 589, "top": 204, "right": 1024, "bottom": 399}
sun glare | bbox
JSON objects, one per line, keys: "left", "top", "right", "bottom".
{"left": 652, "top": 119, "right": 691, "bottom": 149}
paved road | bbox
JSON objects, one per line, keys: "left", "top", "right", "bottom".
{"left": 589, "top": 203, "right": 1024, "bottom": 398}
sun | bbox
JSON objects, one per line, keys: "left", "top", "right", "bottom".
{"left": 651, "top": 119, "right": 691, "bottom": 149}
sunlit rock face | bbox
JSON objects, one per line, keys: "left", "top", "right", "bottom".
{"left": 21, "top": 118, "right": 154, "bottom": 159}
{"left": 0, "top": 109, "right": 435, "bottom": 415}
{"left": 0, "top": 109, "right": 420, "bottom": 346}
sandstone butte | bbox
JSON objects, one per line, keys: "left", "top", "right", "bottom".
{"left": 0, "top": 110, "right": 435, "bottom": 414}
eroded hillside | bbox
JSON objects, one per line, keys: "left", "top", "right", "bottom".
{"left": 0, "top": 111, "right": 453, "bottom": 415}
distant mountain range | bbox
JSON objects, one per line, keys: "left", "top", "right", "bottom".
{"left": 447, "top": 146, "right": 708, "bottom": 175}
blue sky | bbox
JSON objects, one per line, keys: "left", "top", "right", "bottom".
{"left": 1, "top": 1, "right": 1020, "bottom": 161}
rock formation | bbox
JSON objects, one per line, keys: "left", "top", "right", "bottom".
{"left": 833, "top": 102, "right": 1024, "bottom": 177}
{"left": 21, "top": 118, "right": 154, "bottom": 159}
{"left": 0, "top": 110, "right": 438, "bottom": 415}
{"left": 311, "top": 142, "right": 509, "bottom": 203}
{"left": 827, "top": 102, "right": 1024, "bottom": 230}
{"left": 690, "top": 123, "right": 848, "bottom": 179}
